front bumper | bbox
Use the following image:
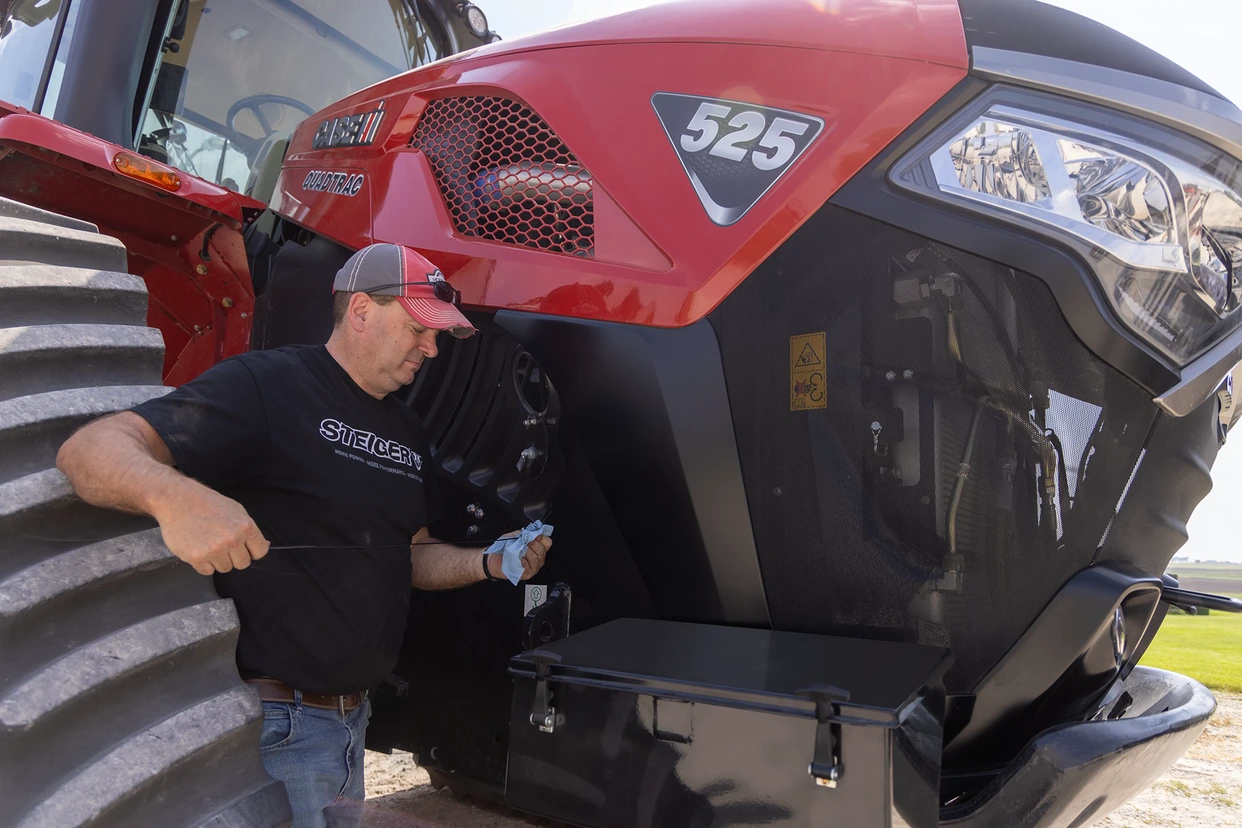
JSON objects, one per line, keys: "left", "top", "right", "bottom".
{"left": 942, "top": 666, "right": 1215, "bottom": 827}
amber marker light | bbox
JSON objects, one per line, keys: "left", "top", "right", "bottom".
{"left": 112, "top": 151, "right": 182, "bottom": 192}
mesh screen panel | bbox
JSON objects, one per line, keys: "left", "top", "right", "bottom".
{"left": 709, "top": 205, "right": 1158, "bottom": 693}
{"left": 410, "top": 96, "right": 594, "bottom": 258}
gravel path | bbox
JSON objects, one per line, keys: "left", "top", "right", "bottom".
{"left": 363, "top": 693, "right": 1242, "bottom": 827}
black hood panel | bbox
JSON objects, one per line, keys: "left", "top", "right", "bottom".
{"left": 959, "top": 0, "right": 1222, "bottom": 99}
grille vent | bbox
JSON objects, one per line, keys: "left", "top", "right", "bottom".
{"left": 411, "top": 96, "right": 594, "bottom": 258}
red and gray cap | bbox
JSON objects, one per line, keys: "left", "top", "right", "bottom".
{"left": 333, "top": 243, "right": 475, "bottom": 338}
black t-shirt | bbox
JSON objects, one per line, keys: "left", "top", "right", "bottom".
{"left": 132, "top": 345, "right": 439, "bottom": 695}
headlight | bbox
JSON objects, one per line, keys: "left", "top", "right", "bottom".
{"left": 893, "top": 94, "right": 1242, "bottom": 366}
{"left": 462, "top": 3, "right": 488, "bottom": 38}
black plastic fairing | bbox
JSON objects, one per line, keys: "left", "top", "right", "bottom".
{"left": 1096, "top": 393, "right": 1221, "bottom": 575}
{"left": 709, "top": 201, "right": 1158, "bottom": 698}
{"left": 957, "top": 0, "right": 1222, "bottom": 100}
{"left": 942, "top": 562, "right": 1163, "bottom": 767}
{"left": 496, "top": 313, "right": 771, "bottom": 628}
{"left": 887, "top": 83, "right": 1242, "bottom": 380}
{"left": 831, "top": 80, "right": 1182, "bottom": 398}
{"left": 941, "top": 666, "right": 1215, "bottom": 827}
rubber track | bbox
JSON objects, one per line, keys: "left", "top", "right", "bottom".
{"left": 0, "top": 197, "right": 290, "bottom": 827}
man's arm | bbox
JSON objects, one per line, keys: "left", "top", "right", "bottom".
{"left": 409, "top": 526, "right": 550, "bottom": 589}
{"left": 56, "top": 412, "right": 269, "bottom": 575}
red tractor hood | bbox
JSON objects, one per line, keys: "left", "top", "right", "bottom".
{"left": 273, "top": 0, "right": 968, "bottom": 327}
{"left": 467, "top": 0, "right": 968, "bottom": 68}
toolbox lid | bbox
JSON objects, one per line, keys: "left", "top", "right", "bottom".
{"left": 510, "top": 619, "right": 951, "bottom": 726}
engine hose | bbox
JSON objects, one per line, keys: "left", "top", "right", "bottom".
{"left": 983, "top": 398, "right": 1061, "bottom": 536}
{"left": 947, "top": 399, "right": 987, "bottom": 557}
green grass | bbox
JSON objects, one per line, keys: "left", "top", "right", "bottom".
{"left": 1140, "top": 594, "right": 1242, "bottom": 694}
{"left": 1166, "top": 563, "right": 1242, "bottom": 582}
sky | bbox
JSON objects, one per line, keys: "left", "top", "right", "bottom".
{"left": 480, "top": 0, "right": 1242, "bottom": 564}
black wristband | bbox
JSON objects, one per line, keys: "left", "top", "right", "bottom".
{"left": 482, "top": 553, "right": 502, "bottom": 582}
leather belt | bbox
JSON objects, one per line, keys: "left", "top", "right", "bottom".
{"left": 245, "top": 678, "right": 365, "bottom": 715}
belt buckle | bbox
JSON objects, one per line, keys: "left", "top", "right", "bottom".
{"left": 338, "top": 695, "right": 346, "bottom": 717}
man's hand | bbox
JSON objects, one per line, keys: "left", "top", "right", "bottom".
{"left": 151, "top": 479, "right": 270, "bottom": 575}
{"left": 485, "top": 532, "right": 552, "bottom": 582}
{"left": 517, "top": 534, "right": 551, "bottom": 581}
{"left": 413, "top": 528, "right": 552, "bottom": 589}
{"left": 56, "top": 411, "right": 269, "bottom": 576}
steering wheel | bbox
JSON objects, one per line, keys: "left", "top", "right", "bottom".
{"left": 225, "top": 95, "right": 315, "bottom": 138}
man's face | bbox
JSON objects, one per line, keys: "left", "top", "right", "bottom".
{"left": 355, "top": 295, "right": 440, "bottom": 394}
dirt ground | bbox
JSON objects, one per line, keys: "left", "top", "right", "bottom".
{"left": 362, "top": 693, "right": 1242, "bottom": 828}
{"left": 363, "top": 752, "right": 528, "bottom": 828}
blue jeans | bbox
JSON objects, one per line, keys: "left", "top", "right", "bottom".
{"left": 259, "top": 695, "right": 371, "bottom": 828}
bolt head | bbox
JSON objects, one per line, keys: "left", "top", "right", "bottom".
{"left": 885, "top": 371, "right": 896, "bottom": 381}
{"left": 903, "top": 369, "right": 914, "bottom": 380}
{"left": 195, "top": 263, "right": 208, "bottom": 275}
{"left": 222, "top": 297, "right": 234, "bottom": 308}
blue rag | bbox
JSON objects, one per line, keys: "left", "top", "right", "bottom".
{"left": 484, "top": 521, "right": 554, "bottom": 585}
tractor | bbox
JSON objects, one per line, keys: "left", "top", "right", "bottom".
{"left": 2, "top": 0, "right": 1242, "bottom": 826}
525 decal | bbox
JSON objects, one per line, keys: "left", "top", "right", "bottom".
{"left": 679, "top": 103, "right": 810, "bottom": 171}
{"left": 652, "top": 93, "right": 826, "bottom": 225}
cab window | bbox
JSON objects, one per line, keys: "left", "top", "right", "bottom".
{"left": 135, "top": 0, "right": 447, "bottom": 198}
{"left": 0, "top": 0, "right": 70, "bottom": 111}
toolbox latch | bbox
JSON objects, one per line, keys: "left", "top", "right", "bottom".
{"left": 796, "top": 684, "right": 851, "bottom": 788}
{"left": 526, "top": 650, "right": 563, "bottom": 733}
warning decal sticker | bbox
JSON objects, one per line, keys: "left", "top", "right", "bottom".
{"left": 524, "top": 584, "right": 546, "bottom": 616}
{"left": 790, "top": 332, "right": 826, "bottom": 411}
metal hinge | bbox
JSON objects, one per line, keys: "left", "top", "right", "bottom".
{"left": 797, "top": 685, "right": 851, "bottom": 788}
{"left": 526, "top": 650, "right": 563, "bottom": 733}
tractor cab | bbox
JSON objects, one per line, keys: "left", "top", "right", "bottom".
{"left": 0, "top": 0, "right": 492, "bottom": 203}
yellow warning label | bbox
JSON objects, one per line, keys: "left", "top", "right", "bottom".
{"left": 790, "top": 332, "right": 827, "bottom": 411}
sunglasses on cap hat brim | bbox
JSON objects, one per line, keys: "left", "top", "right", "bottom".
{"left": 360, "top": 280, "right": 475, "bottom": 338}
{"left": 361, "top": 280, "right": 462, "bottom": 306}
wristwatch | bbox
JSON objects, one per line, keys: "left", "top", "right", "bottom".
{"left": 482, "top": 553, "right": 503, "bottom": 582}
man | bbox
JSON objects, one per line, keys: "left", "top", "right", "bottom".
{"left": 56, "top": 243, "right": 552, "bottom": 828}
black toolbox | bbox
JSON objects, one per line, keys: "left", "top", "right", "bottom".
{"left": 507, "top": 619, "right": 951, "bottom": 827}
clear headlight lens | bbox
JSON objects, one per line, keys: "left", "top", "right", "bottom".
{"left": 897, "top": 102, "right": 1242, "bottom": 365}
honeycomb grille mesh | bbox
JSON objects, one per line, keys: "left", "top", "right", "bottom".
{"left": 410, "top": 96, "right": 594, "bottom": 258}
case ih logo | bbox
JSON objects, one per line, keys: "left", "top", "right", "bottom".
{"left": 651, "top": 93, "right": 825, "bottom": 226}
{"left": 312, "top": 100, "right": 386, "bottom": 149}
{"left": 302, "top": 170, "right": 365, "bottom": 197}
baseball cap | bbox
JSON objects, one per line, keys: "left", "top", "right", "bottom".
{"left": 333, "top": 243, "right": 476, "bottom": 338}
